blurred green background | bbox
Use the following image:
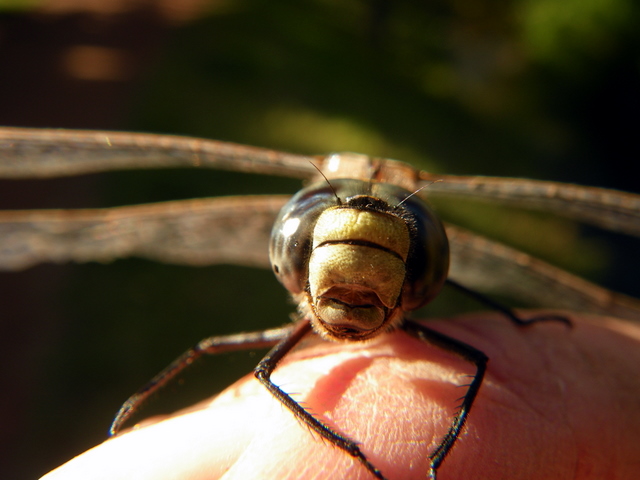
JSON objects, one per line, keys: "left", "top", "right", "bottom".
{"left": 0, "top": 1, "right": 638, "bottom": 479}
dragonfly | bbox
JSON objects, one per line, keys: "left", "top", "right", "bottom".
{"left": 2, "top": 126, "right": 640, "bottom": 479}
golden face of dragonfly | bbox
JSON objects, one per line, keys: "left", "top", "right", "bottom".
{"left": 269, "top": 179, "right": 449, "bottom": 341}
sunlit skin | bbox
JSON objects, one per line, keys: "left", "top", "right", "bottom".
{"left": 41, "top": 312, "right": 640, "bottom": 480}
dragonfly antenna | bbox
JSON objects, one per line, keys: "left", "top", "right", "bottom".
{"left": 309, "top": 161, "right": 342, "bottom": 205}
{"left": 396, "top": 179, "right": 442, "bottom": 207}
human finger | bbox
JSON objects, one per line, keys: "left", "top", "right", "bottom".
{"left": 41, "top": 312, "right": 640, "bottom": 480}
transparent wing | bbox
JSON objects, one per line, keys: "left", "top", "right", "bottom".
{"left": 0, "top": 127, "right": 318, "bottom": 180}
{"left": 3, "top": 201, "right": 638, "bottom": 320}
{"left": 0, "top": 196, "right": 287, "bottom": 271}
{"left": 420, "top": 173, "right": 640, "bottom": 238}
{"left": 2, "top": 126, "right": 639, "bottom": 237}
{"left": 1, "top": 127, "right": 639, "bottom": 320}
{"left": 446, "top": 224, "right": 640, "bottom": 321}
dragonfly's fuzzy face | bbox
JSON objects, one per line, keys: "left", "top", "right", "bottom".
{"left": 306, "top": 203, "right": 410, "bottom": 340}
{"left": 269, "top": 179, "right": 450, "bottom": 342}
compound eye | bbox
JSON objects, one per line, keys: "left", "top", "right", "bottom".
{"left": 395, "top": 191, "right": 449, "bottom": 311}
{"left": 269, "top": 182, "right": 343, "bottom": 295}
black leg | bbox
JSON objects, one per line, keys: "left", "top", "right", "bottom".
{"left": 446, "top": 279, "right": 572, "bottom": 327}
{"left": 110, "top": 324, "right": 295, "bottom": 435}
{"left": 402, "top": 318, "right": 489, "bottom": 480}
{"left": 254, "top": 319, "right": 388, "bottom": 480}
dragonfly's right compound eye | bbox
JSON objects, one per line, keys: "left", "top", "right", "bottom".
{"left": 269, "top": 178, "right": 449, "bottom": 341}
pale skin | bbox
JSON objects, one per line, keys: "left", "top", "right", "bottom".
{"left": 42, "top": 312, "right": 640, "bottom": 480}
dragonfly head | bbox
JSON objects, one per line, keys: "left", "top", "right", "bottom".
{"left": 269, "top": 177, "right": 449, "bottom": 342}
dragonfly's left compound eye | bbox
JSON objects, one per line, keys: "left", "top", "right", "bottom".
{"left": 269, "top": 179, "right": 449, "bottom": 341}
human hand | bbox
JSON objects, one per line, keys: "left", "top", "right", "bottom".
{"left": 41, "top": 312, "right": 640, "bottom": 480}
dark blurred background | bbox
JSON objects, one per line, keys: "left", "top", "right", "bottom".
{"left": 0, "top": 1, "right": 638, "bottom": 479}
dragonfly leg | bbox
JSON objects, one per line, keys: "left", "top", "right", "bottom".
{"left": 402, "top": 318, "right": 489, "bottom": 480}
{"left": 446, "top": 279, "right": 572, "bottom": 327}
{"left": 254, "top": 319, "right": 388, "bottom": 480}
{"left": 109, "top": 324, "right": 296, "bottom": 435}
